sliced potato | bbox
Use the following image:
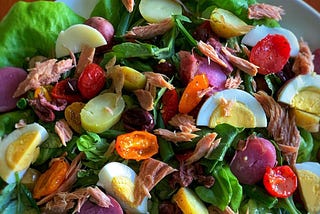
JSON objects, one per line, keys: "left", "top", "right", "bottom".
{"left": 209, "top": 8, "right": 252, "bottom": 38}
{"left": 139, "top": 0, "right": 182, "bottom": 23}
{"left": 55, "top": 24, "right": 107, "bottom": 58}
{"left": 172, "top": 187, "right": 208, "bottom": 214}
{"left": 80, "top": 93, "right": 125, "bottom": 133}
{"left": 121, "top": 66, "right": 146, "bottom": 91}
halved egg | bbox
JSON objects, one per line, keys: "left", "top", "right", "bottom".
{"left": 97, "top": 162, "right": 148, "bottom": 214}
{"left": 278, "top": 73, "right": 320, "bottom": 132}
{"left": 241, "top": 25, "right": 299, "bottom": 57}
{"left": 55, "top": 24, "right": 107, "bottom": 58}
{"left": 0, "top": 123, "right": 48, "bottom": 183}
{"left": 294, "top": 162, "right": 320, "bottom": 214}
{"left": 197, "top": 89, "right": 267, "bottom": 128}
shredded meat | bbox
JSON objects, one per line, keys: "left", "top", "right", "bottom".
{"left": 43, "top": 186, "right": 111, "bottom": 213}
{"left": 37, "top": 153, "right": 84, "bottom": 206}
{"left": 185, "top": 133, "right": 220, "bottom": 165}
{"left": 154, "top": 128, "right": 198, "bottom": 143}
{"left": 55, "top": 119, "right": 73, "bottom": 147}
{"left": 122, "top": 0, "right": 134, "bottom": 12}
{"left": 144, "top": 72, "right": 175, "bottom": 91}
{"left": 134, "top": 158, "right": 177, "bottom": 205}
{"left": 248, "top": 3, "right": 285, "bottom": 21}
{"left": 197, "top": 41, "right": 228, "bottom": 68}
{"left": 221, "top": 46, "right": 258, "bottom": 76}
{"left": 14, "top": 58, "right": 73, "bottom": 97}
{"left": 169, "top": 114, "right": 200, "bottom": 133}
{"left": 170, "top": 162, "right": 215, "bottom": 188}
{"left": 224, "top": 71, "right": 243, "bottom": 89}
{"left": 125, "top": 18, "right": 174, "bottom": 40}
{"left": 134, "top": 89, "right": 154, "bottom": 111}
{"left": 292, "top": 39, "right": 314, "bottom": 75}
{"left": 106, "top": 64, "right": 125, "bottom": 94}
{"left": 74, "top": 45, "right": 95, "bottom": 78}
{"left": 254, "top": 91, "right": 300, "bottom": 166}
{"left": 15, "top": 119, "right": 27, "bottom": 129}
{"left": 219, "top": 98, "right": 236, "bottom": 117}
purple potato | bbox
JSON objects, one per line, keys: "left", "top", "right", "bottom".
{"left": 0, "top": 67, "right": 27, "bottom": 113}
{"left": 230, "top": 136, "right": 277, "bottom": 184}
{"left": 79, "top": 196, "right": 123, "bottom": 214}
{"left": 84, "top": 17, "right": 114, "bottom": 44}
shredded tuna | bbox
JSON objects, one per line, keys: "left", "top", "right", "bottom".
{"left": 55, "top": 119, "right": 73, "bottom": 147}
{"left": 144, "top": 72, "right": 175, "bottom": 91}
{"left": 221, "top": 46, "right": 258, "bottom": 76}
{"left": 44, "top": 186, "right": 111, "bottom": 213}
{"left": 219, "top": 97, "right": 236, "bottom": 117}
{"left": 105, "top": 64, "right": 125, "bottom": 95}
{"left": 37, "top": 153, "right": 84, "bottom": 206}
{"left": 134, "top": 89, "right": 154, "bottom": 111}
{"left": 122, "top": 0, "right": 134, "bottom": 12}
{"left": 15, "top": 119, "right": 27, "bottom": 129}
{"left": 74, "top": 45, "right": 95, "bottom": 78}
{"left": 197, "top": 41, "right": 228, "bottom": 68}
{"left": 169, "top": 114, "right": 200, "bottom": 133}
{"left": 134, "top": 158, "right": 177, "bottom": 205}
{"left": 248, "top": 3, "right": 285, "bottom": 21}
{"left": 125, "top": 18, "right": 174, "bottom": 40}
{"left": 254, "top": 91, "right": 300, "bottom": 166}
{"left": 185, "top": 133, "right": 220, "bottom": 165}
{"left": 292, "top": 39, "right": 314, "bottom": 75}
{"left": 14, "top": 58, "right": 73, "bottom": 97}
{"left": 224, "top": 71, "right": 243, "bottom": 89}
{"left": 154, "top": 128, "right": 198, "bottom": 143}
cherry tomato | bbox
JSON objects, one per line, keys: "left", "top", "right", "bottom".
{"left": 77, "top": 63, "right": 106, "bottom": 99}
{"left": 51, "top": 78, "right": 83, "bottom": 103}
{"left": 161, "top": 89, "right": 179, "bottom": 124}
{"left": 263, "top": 165, "right": 297, "bottom": 198}
{"left": 115, "top": 131, "right": 158, "bottom": 161}
{"left": 179, "top": 74, "right": 209, "bottom": 114}
{"left": 249, "top": 34, "right": 291, "bottom": 75}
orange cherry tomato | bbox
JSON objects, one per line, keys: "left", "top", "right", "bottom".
{"left": 115, "top": 131, "right": 158, "bottom": 161}
{"left": 179, "top": 74, "right": 209, "bottom": 114}
{"left": 263, "top": 165, "right": 297, "bottom": 198}
{"left": 33, "top": 158, "right": 69, "bottom": 199}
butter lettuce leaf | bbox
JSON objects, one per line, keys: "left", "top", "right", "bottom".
{"left": 0, "top": 1, "right": 85, "bottom": 68}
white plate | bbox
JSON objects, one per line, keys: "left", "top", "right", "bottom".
{"left": 58, "top": 0, "right": 320, "bottom": 50}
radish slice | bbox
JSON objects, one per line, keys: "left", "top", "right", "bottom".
{"left": 241, "top": 25, "right": 299, "bottom": 57}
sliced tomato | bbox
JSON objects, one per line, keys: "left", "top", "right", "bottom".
{"left": 249, "top": 34, "right": 291, "bottom": 75}
{"left": 263, "top": 165, "right": 297, "bottom": 198}
{"left": 161, "top": 89, "right": 179, "bottom": 124}
{"left": 115, "top": 131, "right": 158, "bottom": 161}
{"left": 77, "top": 63, "right": 106, "bottom": 99}
{"left": 51, "top": 78, "right": 83, "bottom": 103}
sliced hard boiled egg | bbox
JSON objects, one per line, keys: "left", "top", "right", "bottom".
{"left": 278, "top": 73, "right": 320, "bottom": 116}
{"left": 241, "top": 25, "right": 299, "bottom": 57}
{"left": 0, "top": 123, "right": 48, "bottom": 183}
{"left": 55, "top": 24, "right": 107, "bottom": 58}
{"left": 97, "top": 162, "right": 148, "bottom": 214}
{"left": 197, "top": 89, "right": 267, "bottom": 128}
{"left": 294, "top": 162, "right": 320, "bottom": 214}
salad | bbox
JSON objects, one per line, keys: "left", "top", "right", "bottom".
{"left": 0, "top": 0, "right": 320, "bottom": 213}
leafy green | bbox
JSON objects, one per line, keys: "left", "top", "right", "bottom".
{"left": 0, "top": 1, "right": 85, "bottom": 67}
{"left": 297, "top": 128, "right": 314, "bottom": 163}
{"left": 195, "top": 164, "right": 242, "bottom": 211}
{"left": 90, "top": 0, "right": 123, "bottom": 27}
{"left": 243, "top": 184, "right": 278, "bottom": 209}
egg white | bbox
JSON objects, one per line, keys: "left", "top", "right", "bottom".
{"left": 0, "top": 123, "right": 48, "bottom": 183}
{"left": 197, "top": 89, "right": 267, "bottom": 127}
{"left": 97, "top": 162, "right": 148, "bottom": 214}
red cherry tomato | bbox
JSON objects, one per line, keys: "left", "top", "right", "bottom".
{"left": 161, "top": 89, "right": 179, "bottom": 124}
{"left": 77, "top": 63, "right": 106, "bottom": 99}
{"left": 249, "top": 34, "right": 291, "bottom": 75}
{"left": 51, "top": 78, "right": 83, "bottom": 103}
{"left": 263, "top": 165, "right": 297, "bottom": 198}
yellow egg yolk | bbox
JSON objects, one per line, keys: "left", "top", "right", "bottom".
{"left": 290, "top": 108, "right": 320, "bottom": 132}
{"left": 292, "top": 87, "right": 320, "bottom": 116}
{"left": 209, "top": 101, "right": 255, "bottom": 128}
{"left": 111, "top": 176, "right": 136, "bottom": 207}
{"left": 5, "top": 131, "right": 41, "bottom": 171}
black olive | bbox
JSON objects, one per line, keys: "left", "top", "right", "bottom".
{"left": 122, "top": 107, "right": 155, "bottom": 132}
